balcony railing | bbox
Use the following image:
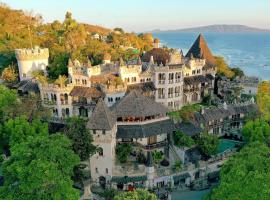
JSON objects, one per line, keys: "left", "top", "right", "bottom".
{"left": 158, "top": 95, "right": 165, "bottom": 99}
{"left": 168, "top": 94, "right": 173, "bottom": 98}
{"left": 169, "top": 80, "right": 174, "bottom": 84}
{"left": 118, "top": 140, "right": 168, "bottom": 151}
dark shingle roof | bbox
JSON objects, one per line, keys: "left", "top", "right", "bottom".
{"left": 192, "top": 103, "right": 257, "bottom": 125}
{"left": 87, "top": 99, "right": 116, "bottom": 130}
{"left": 113, "top": 90, "right": 168, "bottom": 118}
{"left": 186, "top": 34, "right": 216, "bottom": 67}
{"left": 116, "top": 118, "right": 175, "bottom": 139}
{"left": 127, "top": 82, "right": 156, "bottom": 93}
{"left": 177, "top": 122, "right": 202, "bottom": 137}
{"left": 13, "top": 80, "right": 39, "bottom": 93}
{"left": 184, "top": 75, "right": 208, "bottom": 85}
{"left": 70, "top": 86, "right": 104, "bottom": 99}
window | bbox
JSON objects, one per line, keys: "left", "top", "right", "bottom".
{"left": 99, "top": 148, "right": 103, "bottom": 156}
{"left": 192, "top": 70, "right": 196, "bottom": 75}
{"left": 158, "top": 73, "right": 165, "bottom": 84}
{"left": 169, "top": 73, "right": 174, "bottom": 84}
{"left": 106, "top": 168, "right": 109, "bottom": 174}
{"left": 102, "top": 130, "right": 106, "bottom": 135}
{"left": 95, "top": 168, "right": 98, "bottom": 173}
{"left": 168, "top": 102, "right": 173, "bottom": 108}
{"left": 168, "top": 88, "right": 174, "bottom": 98}
{"left": 175, "top": 72, "right": 181, "bottom": 82}
{"left": 23, "top": 73, "right": 26, "bottom": 78}
{"left": 158, "top": 88, "right": 165, "bottom": 99}
{"left": 93, "top": 130, "right": 96, "bottom": 134}
{"left": 197, "top": 69, "right": 201, "bottom": 74}
{"left": 175, "top": 86, "right": 180, "bottom": 97}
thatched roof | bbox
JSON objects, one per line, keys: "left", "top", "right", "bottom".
{"left": 87, "top": 99, "right": 116, "bottom": 130}
{"left": 186, "top": 34, "right": 216, "bottom": 67}
{"left": 112, "top": 90, "right": 168, "bottom": 118}
{"left": 70, "top": 86, "right": 104, "bottom": 99}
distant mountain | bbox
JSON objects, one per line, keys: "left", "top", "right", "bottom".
{"left": 152, "top": 25, "right": 270, "bottom": 33}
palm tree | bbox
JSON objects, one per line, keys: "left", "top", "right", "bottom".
{"left": 55, "top": 75, "right": 68, "bottom": 88}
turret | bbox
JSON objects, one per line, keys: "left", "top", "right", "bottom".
{"left": 15, "top": 46, "right": 49, "bottom": 81}
{"left": 146, "top": 152, "right": 155, "bottom": 188}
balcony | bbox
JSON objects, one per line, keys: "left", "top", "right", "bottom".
{"left": 175, "top": 79, "right": 181, "bottom": 83}
{"left": 169, "top": 80, "right": 174, "bottom": 84}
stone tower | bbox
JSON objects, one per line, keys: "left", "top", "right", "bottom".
{"left": 15, "top": 46, "right": 49, "bottom": 81}
{"left": 87, "top": 99, "right": 117, "bottom": 187}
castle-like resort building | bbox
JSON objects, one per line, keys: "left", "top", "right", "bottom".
{"left": 14, "top": 34, "right": 256, "bottom": 193}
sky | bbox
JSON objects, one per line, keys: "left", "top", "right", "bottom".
{"left": 2, "top": 0, "right": 270, "bottom": 32}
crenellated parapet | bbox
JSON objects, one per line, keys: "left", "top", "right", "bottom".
{"left": 15, "top": 46, "right": 49, "bottom": 61}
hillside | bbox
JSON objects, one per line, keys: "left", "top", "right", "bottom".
{"left": 0, "top": 3, "right": 155, "bottom": 79}
{"left": 152, "top": 24, "right": 270, "bottom": 33}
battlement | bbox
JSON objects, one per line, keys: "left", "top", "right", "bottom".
{"left": 119, "top": 65, "right": 142, "bottom": 74}
{"left": 15, "top": 46, "right": 49, "bottom": 61}
{"left": 187, "top": 58, "right": 206, "bottom": 68}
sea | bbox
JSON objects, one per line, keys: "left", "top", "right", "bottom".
{"left": 153, "top": 32, "right": 270, "bottom": 80}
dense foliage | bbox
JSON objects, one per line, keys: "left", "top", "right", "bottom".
{"left": 0, "top": 134, "right": 80, "bottom": 200}
{"left": 116, "top": 143, "right": 132, "bottom": 163}
{"left": 113, "top": 189, "right": 157, "bottom": 200}
{"left": 206, "top": 142, "right": 270, "bottom": 200}
{"left": 0, "top": 117, "right": 80, "bottom": 200}
{"left": 0, "top": 4, "right": 155, "bottom": 79}
{"left": 257, "top": 81, "right": 270, "bottom": 120}
{"left": 196, "top": 133, "right": 219, "bottom": 157}
{"left": 215, "top": 56, "right": 235, "bottom": 79}
{"left": 64, "top": 117, "right": 97, "bottom": 161}
{"left": 173, "top": 130, "right": 195, "bottom": 148}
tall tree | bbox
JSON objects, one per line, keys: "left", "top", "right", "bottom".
{"left": 0, "top": 134, "right": 80, "bottom": 200}
{"left": 0, "top": 85, "right": 18, "bottom": 123}
{"left": 196, "top": 133, "right": 219, "bottom": 157}
{"left": 206, "top": 142, "right": 270, "bottom": 200}
{"left": 0, "top": 117, "right": 48, "bottom": 152}
{"left": 64, "top": 117, "right": 97, "bottom": 161}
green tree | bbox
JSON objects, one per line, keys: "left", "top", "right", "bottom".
{"left": 64, "top": 117, "right": 97, "bottom": 161}
{"left": 173, "top": 130, "right": 195, "bottom": 148}
{"left": 257, "top": 81, "right": 270, "bottom": 120}
{"left": 215, "top": 56, "right": 235, "bottom": 79}
{"left": 206, "top": 142, "right": 270, "bottom": 200}
{"left": 196, "top": 133, "right": 219, "bottom": 157}
{"left": 0, "top": 134, "right": 80, "bottom": 200}
{"left": 114, "top": 189, "right": 157, "bottom": 200}
{"left": 0, "top": 85, "right": 18, "bottom": 123}
{"left": 152, "top": 150, "right": 164, "bottom": 164}
{"left": 231, "top": 67, "right": 244, "bottom": 78}
{"left": 0, "top": 117, "right": 48, "bottom": 152}
{"left": 116, "top": 143, "right": 132, "bottom": 163}
{"left": 242, "top": 118, "right": 270, "bottom": 143}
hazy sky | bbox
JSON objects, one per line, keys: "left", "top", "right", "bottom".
{"left": 2, "top": 0, "right": 270, "bottom": 32}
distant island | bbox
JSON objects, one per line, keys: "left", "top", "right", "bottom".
{"left": 152, "top": 24, "right": 270, "bottom": 33}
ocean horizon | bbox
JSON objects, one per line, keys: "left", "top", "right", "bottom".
{"left": 153, "top": 32, "right": 270, "bottom": 80}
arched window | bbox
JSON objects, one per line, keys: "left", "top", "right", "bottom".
{"left": 66, "top": 108, "right": 70, "bottom": 117}
{"left": 64, "top": 93, "right": 68, "bottom": 104}
{"left": 99, "top": 148, "right": 103, "bottom": 156}
{"left": 192, "top": 93, "right": 198, "bottom": 102}
{"left": 183, "top": 94, "right": 187, "bottom": 103}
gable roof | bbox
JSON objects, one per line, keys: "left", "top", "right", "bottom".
{"left": 186, "top": 34, "right": 216, "bottom": 67}
{"left": 70, "top": 86, "right": 104, "bottom": 99}
{"left": 112, "top": 90, "right": 168, "bottom": 118}
{"left": 87, "top": 99, "right": 116, "bottom": 130}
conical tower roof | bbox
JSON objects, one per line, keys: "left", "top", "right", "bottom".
{"left": 186, "top": 34, "right": 216, "bottom": 67}
{"left": 87, "top": 99, "right": 116, "bottom": 130}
